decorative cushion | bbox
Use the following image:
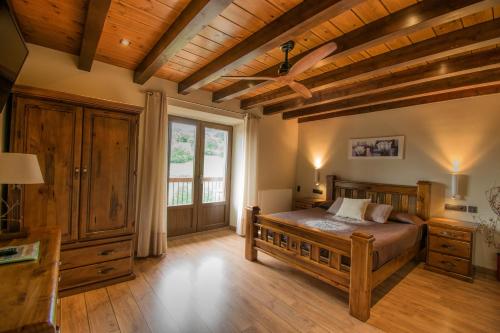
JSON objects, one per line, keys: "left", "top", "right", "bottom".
{"left": 389, "top": 211, "right": 425, "bottom": 226}
{"left": 365, "top": 203, "right": 393, "bottom": 224}
{"left": 326, "top": 197, "right": 343, "bottom": 214}
{"left": 335, "top": 198, "right": 371, "bottom": 220}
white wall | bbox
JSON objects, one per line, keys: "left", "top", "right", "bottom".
{"left": 16, "top": 44, "right": 243, "bottom": 112}
{"left": 257, "top": 113, "right": 299, "bottom": 212}
{"left": 13, "top": 44, "right": 250, "bottom": 229}
{"left": 295, "top": 94, "right": 500, "bottom": 269}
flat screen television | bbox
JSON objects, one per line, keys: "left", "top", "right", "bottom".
{"left": 0, "top": 1, "right": 28, "bottom": 111}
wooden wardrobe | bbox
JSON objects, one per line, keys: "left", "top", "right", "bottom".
{"left": 9, "top": 86, "right": 141, "bottom": 295}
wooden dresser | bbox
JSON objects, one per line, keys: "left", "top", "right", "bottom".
{"left": 425, "top": 217, "right": 477, "bottom": 282}
{"left": 9, "top": 86, "right": 141, "bottom": 295}
{"left": 294, "top": 197, "right": 327, "bottom": 210}
{"left": 0, "top": 227, "right": 61, "bottom": 333}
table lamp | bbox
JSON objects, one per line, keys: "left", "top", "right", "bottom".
{"left": 0, "top": 153, "right": 44, "bottom": 239}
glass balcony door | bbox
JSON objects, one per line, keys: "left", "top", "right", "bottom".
{"left": 167, "top": 116, "right": 232, "bottom": 237}
{"left": 197, "top": 124, "right": 231, "bottom": 231}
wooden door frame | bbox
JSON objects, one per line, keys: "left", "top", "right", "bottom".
{"left": 167, "top": 116, "right": 233, "bottom": 234}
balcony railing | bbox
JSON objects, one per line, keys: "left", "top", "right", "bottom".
{"left": 168, "top": 177, "right": 225, "bottom": 206}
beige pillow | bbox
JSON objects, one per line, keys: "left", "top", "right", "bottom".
{"left": 336, "top": 198, "right": 371, "bottom": 220}
{"left": 365, "top": 203, "right": 393, "bottom": 223}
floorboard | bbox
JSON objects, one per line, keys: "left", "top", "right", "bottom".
{"left": 84, "top": 288, "right": 121, "bottom": 333}
{"left": 60, "top": 294, "right": 90, "bottom": 333}
{"left": 60, "top": 230, "right": 500, "bottom": 333}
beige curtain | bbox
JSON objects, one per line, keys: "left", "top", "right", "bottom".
{"left": 236, "top": 113, "right": 259, "bottom": 235}
{"left": 136, "top": 91, "right": 168, "bottom": 257}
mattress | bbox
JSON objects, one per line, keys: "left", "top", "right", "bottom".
{"left": 263, "top": 207, "right": 423, "bottom": 270}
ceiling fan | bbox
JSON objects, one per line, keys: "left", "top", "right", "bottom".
{"left": 221, "top": 40, "right": 337, "bottom": 99}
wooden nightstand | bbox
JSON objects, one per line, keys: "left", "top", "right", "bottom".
{"left": 294, "top": 197, "right": 327, "bottom": 210}
{"left": 425, "top": 217, "right": 477, "bottom": 282}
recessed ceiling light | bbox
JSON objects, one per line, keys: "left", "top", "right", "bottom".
{"left": 120, "top": 38, "right": 130, "bottom": 46}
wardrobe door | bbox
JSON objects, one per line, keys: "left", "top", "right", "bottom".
{"left": 79, "top": 108, "right": 137, "bottom": 240}
{"left": 11, "top": 97, "right": 83, "bottom": 242}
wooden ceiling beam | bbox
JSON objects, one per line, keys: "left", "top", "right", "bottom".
{"left": 298, "top": 84, "right": 500, "bottom": 123}
{"left": 264, "top": 48, "right": 500, "bottom": 114}
{"left": 78, "top": 0, "right": 112, "bottom": 71}
{"left": 242, "top": 18, "right": 500, "bottom": 109}
{"left": 134, "top": 0, "right": 233, "bottom": 85}
{"left": 216, "top": 0, "right": 500, "bottom": 104}
{"left": 282, "top": 67, "right": 500, "bottom": 120}
{"left": 177, "top": 0, "right": 366, "bottom": 94}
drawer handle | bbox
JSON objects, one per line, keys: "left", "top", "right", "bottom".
{"left": 439, "top": 231, "right": 452, "bottom": 237}
{"left": 98, "top": 267, "right": 115, "bottom": 275}
{"left": 439, "top": 260, "right": 456, "bottom": 268}
{"left": 441, "top": 244, "right": 454, "bottom": 250}
{"left": 99, "top": 250, "right": 115, "bottom": 256}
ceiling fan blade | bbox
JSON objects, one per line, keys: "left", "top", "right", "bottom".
{"left": 287, "top": 42, "right": 338, "bottom": 77}
{"left": 288, "top": 81, "right": 312, "bottom": 99}
{"left": 221, "top": 76, "right": 277, "bottom": 81}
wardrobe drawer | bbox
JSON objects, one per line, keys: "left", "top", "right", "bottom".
{"left": 60, "top": 257, "right": 132, "bottom": 290}
{"left": 429, "top": 226, "right": 471, "bottom": 241}
{"left": 427, "top": 251, "right": 471, "bottom": 276}
{"left": 428, "top": 236, "right": 471, "bottom": 259}
{"left": 60, "top": 240, "right": 132, "bottom": 270}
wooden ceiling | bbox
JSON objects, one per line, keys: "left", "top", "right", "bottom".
{"left": 10, "top": 0, "right": 500, "bottom": 122}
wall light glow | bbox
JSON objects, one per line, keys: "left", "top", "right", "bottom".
{"left": 413, "top": 111, "right": 495, "bottom": 173}
{"left": 314, "top": 156, "right": 323, "bottom": 169}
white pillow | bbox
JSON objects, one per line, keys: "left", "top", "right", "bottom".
{"left": 335, "top": 198, "right": 371, "bottom": 220}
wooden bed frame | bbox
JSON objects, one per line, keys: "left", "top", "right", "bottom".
{"left": 245, "top": 175, "right": 432, "bottom": 321}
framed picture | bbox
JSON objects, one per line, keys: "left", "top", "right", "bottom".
{"left": 348, "top": 136, "right": 404, "bottom": 159}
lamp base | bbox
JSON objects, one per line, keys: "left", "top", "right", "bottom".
{"left": 0, "top": 228, "right": 29, "bottom": 241}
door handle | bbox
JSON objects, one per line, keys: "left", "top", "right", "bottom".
{"left": 82, "top": 167, "right": 88, "bottom": 174}
{"left": 75, "top": 167, "right": 80, "bottom": 176}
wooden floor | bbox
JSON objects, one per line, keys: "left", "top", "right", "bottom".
{"left": 60, "top": 229, "right": 500, "bottom": 333}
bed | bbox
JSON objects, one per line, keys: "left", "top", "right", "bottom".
{"left": 244, "top": 175, "right": 432, "bottom": 321}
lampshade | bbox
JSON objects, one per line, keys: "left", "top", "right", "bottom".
{"left": 0, "top": 153, "right": 44, "bottom": 184}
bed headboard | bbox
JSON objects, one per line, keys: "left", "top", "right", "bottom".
{"left": 326, "top": 175, "right": 432, "bottom": 220}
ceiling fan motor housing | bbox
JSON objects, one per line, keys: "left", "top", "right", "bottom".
{"left": 278, "top": 62, "right": 292, "bottom": 75}
{"left": 278, "top": 40, "right": 295, "bottom": 75}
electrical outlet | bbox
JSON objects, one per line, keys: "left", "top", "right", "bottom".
{"left": 444, "top": 203, "right": 467, "bottom": 212}
{"left": 467, "top": 206, "right": 478, "bottom": 213}
{"left": 312, "top": 188, "right": 323, "bottom": 195}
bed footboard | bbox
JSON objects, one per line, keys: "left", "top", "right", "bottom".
{"left": 244, "top": 206, "right": 376, "bottom": 321}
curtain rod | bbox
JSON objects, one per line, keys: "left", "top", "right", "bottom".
{"left": 165, "top": 96, "right": 248, "bottom": 118}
